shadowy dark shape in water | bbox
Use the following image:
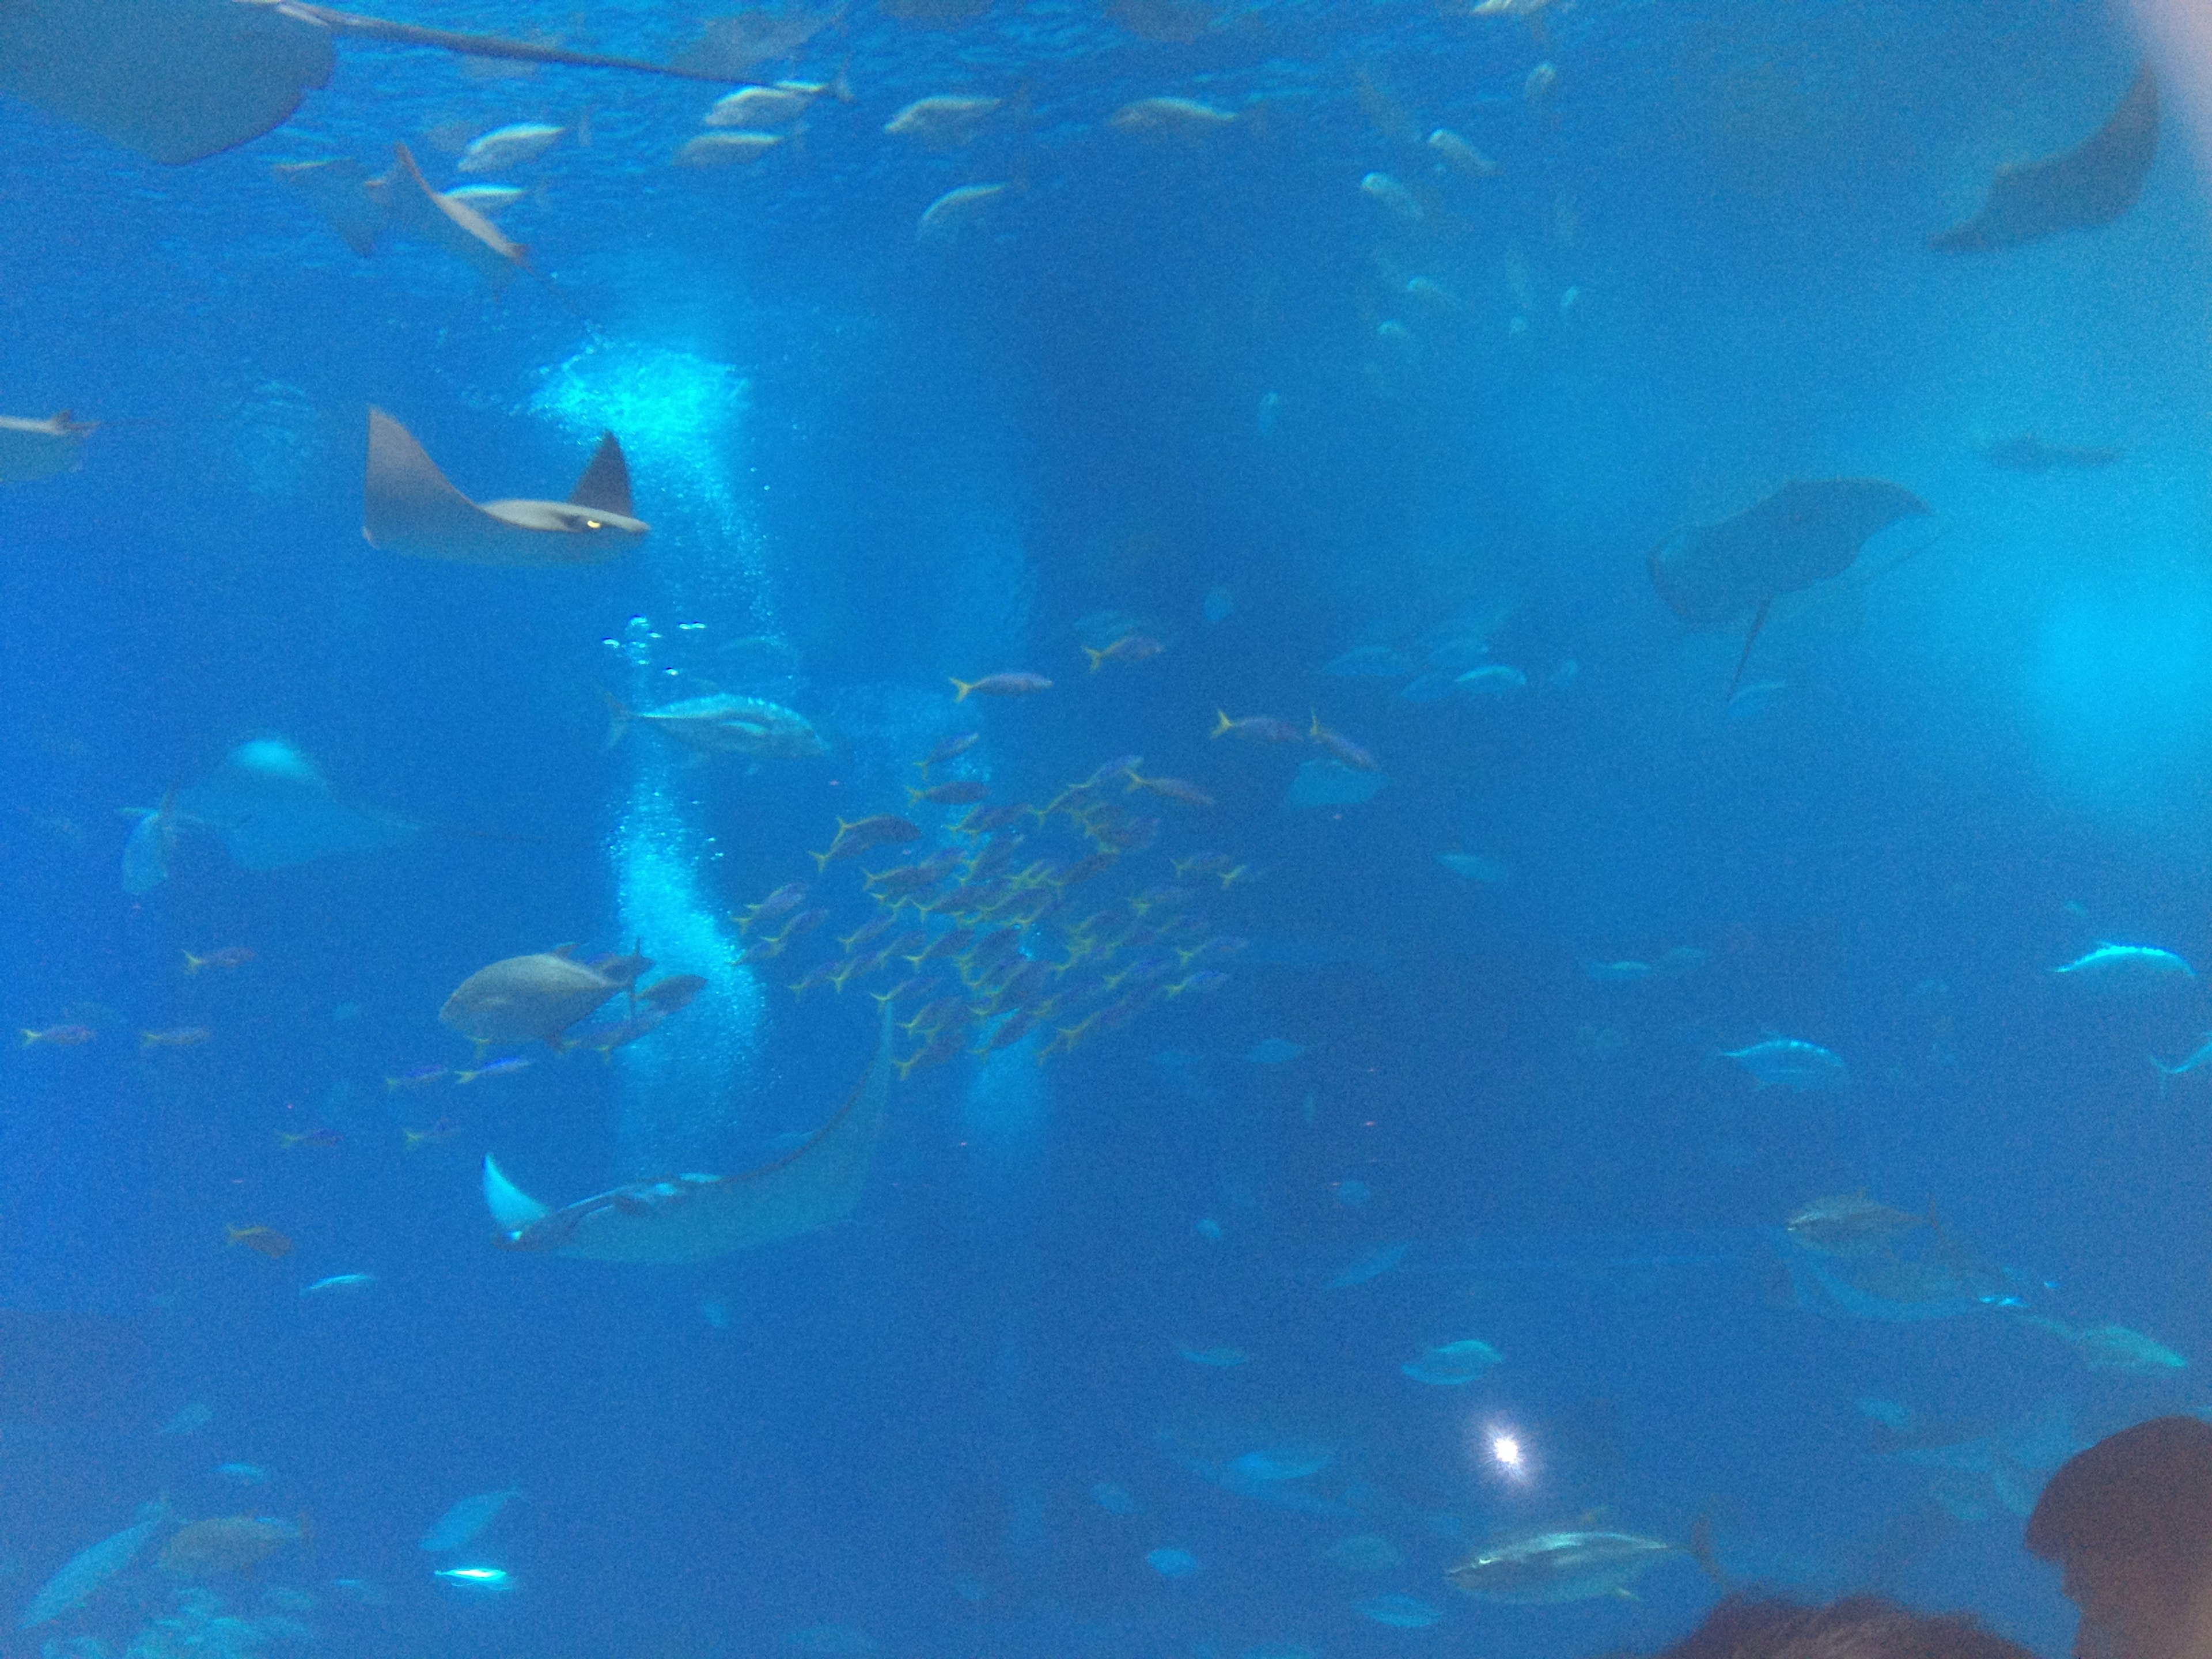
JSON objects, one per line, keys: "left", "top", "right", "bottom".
{"left": 0, "top": 0, "right": 744, "bottom": 166}
{"left": 669, "top": 4, "right": 846, "bottom": 75}
{"left": 1648, "top": 479, "right": 1929, "bottom": 696}
{"left": 1982, "top": 433, "right": 2122, "bottom": 472}
{"left": 1933, "top": 67, "right": 2157, "bottom": 253}
{"left": 484, "top": 1008, "right": 895, "bottom": 1263}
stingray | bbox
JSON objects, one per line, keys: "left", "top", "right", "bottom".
{"left": 483, "top": 1008, "right": 895, "bottom": 1263}
{"left": 123, "top": 740, "right": 413, "bottom": 889}
{"left": 0, "top": 0, "right": 754, "bottom": 166}
{"left": 363, "top": 407, "right": 646, "bottom": 567}
{"left": 668, "top": 5, "right": 846, "bottom": 78}
{"left": 1649, "top": 479, "right": 1928, "bottom": 696}
{"left": 0, "top": 412, "right": 94, "bottom": 483}
{"left": 272, "top": 156, "right": 387, "bottom": 256}
{"left": 1933, "top": 67, "right": 2158, "bottom": 253}
{"left": 378, "top": 143, "right": 531, "bottom": 289}
{"left": 168, "top": 737, "right": 416, "bottom": 873}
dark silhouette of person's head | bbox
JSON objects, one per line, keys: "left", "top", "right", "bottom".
{"left": 1647, "top": 1594, "right": 2039, "bottom": 1658}
{"left": 2026, "top": 1415, "right": 2212, "bottom": 1659}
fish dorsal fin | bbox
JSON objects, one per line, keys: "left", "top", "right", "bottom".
{"left": 482, "top": 1155, "right": 551, "bottom": 1231}
{"left": 570, "top": 433, "right": 634, "bottom": 517}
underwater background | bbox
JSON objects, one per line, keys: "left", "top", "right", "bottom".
{"left": 3, "top": 0, "right": 2211, "bottom": 1654}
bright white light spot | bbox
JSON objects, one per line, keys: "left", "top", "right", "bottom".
{"left": 1491, "top": 1434, "right": 1522, "bottom": 1470}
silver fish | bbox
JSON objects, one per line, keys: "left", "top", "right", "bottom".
{"left": 604, "top": 692, "right": 825, "bottom": 759}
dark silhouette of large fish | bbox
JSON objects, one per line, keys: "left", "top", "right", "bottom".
{"left": 1649, "top": 479, "right": 1928, "bottom": 696}
{"left": 0, "top": 0, "right": 748, "bottom": 166}
{"left": 1933, "top": 67, "right": 2158, "bottom": 253}
{"left": 482, "top": 1009, "right": 894, "bottom": 1264}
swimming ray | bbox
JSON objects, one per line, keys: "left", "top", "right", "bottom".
{"left": 363, "top": 407, "right": 646, "bottom": 567}
{"left": 0, "top": 0, "right": 747, "bottom": 166}
{"left": 1647, "top": 479, "right": 1927, "bottom": 696}
{"left": 484, "top": 1009, "right": 895, "bottom": 1264}
{"left": 1933, "top": 67, "right": 2157, "bottom": 253}
{"left": 169, "top": 738, "right": 416, "bottom": 873}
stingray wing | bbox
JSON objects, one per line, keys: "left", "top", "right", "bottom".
{"left": 272, "top": 157, "right": 387, "bottom": 255}
{"left": 1649, "top": 479, "right": 1927, "bottom": 628}
{"left": 495, "top": 1010, "right": 895, "bottom": 1264}
{"left": 1933, "top": 66, "right": 2157, "bottom": 252}
{"left": 0, "top": 0, "right": 335, "bottom": 164}
{"left": 363, "top": 407, "right": 533, "bottom": 565}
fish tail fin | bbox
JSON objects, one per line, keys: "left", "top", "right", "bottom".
{"left": 2153, "top": 1052, "right": 2175, "bottom": 1097}
{"left": 830, "top": 58, "right": 854, "bottom": 103}
{"left": 600, "top": 689, "right": 631, "bottom": 751}
{"left": 138, "top": 1032, "right": 155, "bottom": 1049}
{"left": 1084, "top": 646, "right": 1105, "bottom": 672}
{"left": 17, "top": 1029, "right": 35, "bottom": 1047}
{"left": 1124, "top": 772, "right": 1146, "bottom": 793}
{"left": 950, "top": 677, "right": 975, "bottom": 701}
{"left": 1210, "top": 710, "right": 1232, "bottom": 738}
{"left": 183, "top": 952, "right": 203, "bottom": 974}
{"left": 809, "top": 849, "right": 831, "bottom": 872}
{"left": 454, "top": 1069, "right": 479, "bottom": 1086}
{"left": 906, "top": 786, "right": 926, "bottom": 805}
{"left": 1687, "top": 1513, "right": 1725, "bottom": 1588}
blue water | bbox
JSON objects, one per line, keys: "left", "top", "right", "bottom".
{"left": 2, "top": 1, "right": 2206, "bottom": 1654}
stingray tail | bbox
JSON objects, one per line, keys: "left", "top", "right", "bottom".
{"left": 600, "top": 690, "right": 632, "bottom": 752}
{"left": 1686, "top": 1513, "right": 1726, "bottom": 1589}
{"left": 1724, "top": 597, "right": 1770, "bottom": 703}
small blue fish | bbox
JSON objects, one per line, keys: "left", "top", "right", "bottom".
{"left": 1402, "top": 1338, "right": 1503, "bottom": 1385}
{"left": 1583, "top": 959, "right": 1652, "bottom": 982}
{"left": 1721, "top": 1038, "right": 1847, "bottom": 1093}
{"left": 1324, "top": 1241, "right": 1409, "bottom": 1288}
{"left": 1091, "top": 1482, "right": 1141, "bottom": 1515}
{"left": 2053, "top": 942, "right": 2197, "bottom": 990}
{"left": 434, "top": 1566, "right": 509, "bottom": 1588}
{"left": 300, "top": 1273, "right": 377, "bottom": 1296}
{"left": 214, "top": 1463, "right": 269, "bottom": 1485}
{"left": 1454, "top": 664, "right": 1528, "bottom": 696}
{"left": 1145, "top": 1547, "right": 1199, "bottom": 1578}
{"left": 1177, "top": 1346, "right": 1248, "bottom": 1367}
{"left": 1355, "top": 1592, "right": 1442, "bottom": 1628}
{"left": 455, "top": 1056, "right": 532, "bottom": 1085}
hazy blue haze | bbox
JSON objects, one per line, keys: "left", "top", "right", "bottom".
{"left": 1, "top": 1, "right": 2206, "bottom": 1656}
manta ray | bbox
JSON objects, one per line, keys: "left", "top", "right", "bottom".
{"left": 0, "top": 0, "right": 753, "bottom": 166}
{"left": 363, "top": 408, "right": 647, "bottom": 567}
{"left": 1934, "top": 67, "right": 2158, "bottom": 253}
{"left": 483, "top": 1010, "right": 894, "bottom": 1263}
{"left": 1649, "top": 479, "right": 1929, "bottom": 696}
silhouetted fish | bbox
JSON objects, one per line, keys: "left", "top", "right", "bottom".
{"left": 1933, "top": 67, "right": 2157, "bottom": 253}
{"left": 1649, "top": 479, "right": 1928, "bottom": 696}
